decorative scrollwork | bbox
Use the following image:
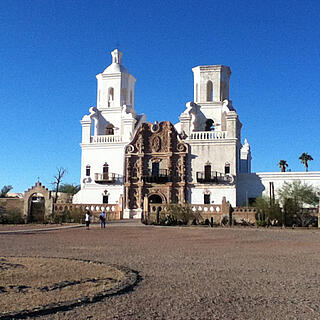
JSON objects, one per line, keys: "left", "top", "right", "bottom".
{"left": 177, "top": 143, "right": 186, "bottom": 152}
{"left": 151, "top": 122, "right": 159, "bottom": 133}
{"left": 151, "top": 136, "right": 161, "bottom": 152}
{"left": 226, "top": 174, "right": 235, "bottom": 184}
{"left": 126, "top": 144, "right": 134, "bottom": 153}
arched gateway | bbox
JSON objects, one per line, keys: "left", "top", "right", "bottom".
{"left": 123, "top": 121, "right": 189, "bottom": 219}
{"left": 23, "top": 182, "right": 53, "bottom": 223}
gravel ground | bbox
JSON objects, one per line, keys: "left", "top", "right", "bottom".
{"left": 1, "top": 223, "right": 320, "bottom": 319}
{"left": 0, "top": 224, "right": 80, "bottom": 232}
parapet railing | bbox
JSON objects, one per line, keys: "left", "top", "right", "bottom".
{"left": 94, "top": 173, "right": 122, "bottom": 183}
{"left": 90, "top": 135, "right": 122, "bottom": 143}
{"left": 188, "top": 131, "right": 227, "bottom": 140}
{"left": 196, "top": 171, "right": 234, "bottom": 184}
{"left": 146, "top": 203, "right": 227, "bottom": 224}
{"left": 53, "top": 203, "right": 121, "bottom": 220}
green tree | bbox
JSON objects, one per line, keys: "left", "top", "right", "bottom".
{"left": 0, "top": 185, "right": 13, "bottom": 198}
{"left": 278, "top": 160, "right": 288, "bottom": 172}
{"left": 254, "top": 196, "right": 282, "bottom": 226}
{"left": 299, "top": 152, "right": 313, "bottom": 172}
{"left": 277, "top": 180, "right": 318, "bottom": 226}
{"left": 58, "top": 183, "right": 80, "bottom": 195}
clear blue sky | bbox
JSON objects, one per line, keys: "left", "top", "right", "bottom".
{"left": 1, "top": 0, "right": 320, "bottom": 193}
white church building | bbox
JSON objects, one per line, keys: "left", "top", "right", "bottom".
{"left": 73, "top": 49, "right": 320, "bottom": 218}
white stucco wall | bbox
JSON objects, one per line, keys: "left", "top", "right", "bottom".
{"left": 190, "top": 186, "right": 236, "bottom": 207}
{"left": 74, "top": 143, "right": 126, "bottom": 204}
{"left": 237, "top": 171, "right": 320, "bottom": 206}
{"left": 189, "top": 141, "right": 238, "bottom": 179}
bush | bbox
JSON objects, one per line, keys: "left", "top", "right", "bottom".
{"left": 0, "top": 209, "right": 24, "bottom": 224}
{"left": 165, "top": 203, "right": 201, "bottom": 225}
{"left": 256, "top": 220, "right": 267, "bottom": 227}
{"left": 221, "top": 216, "right": 229, "bottom": 226}
{"left": 51, "top": 208, "right": 84, "bottom": 224}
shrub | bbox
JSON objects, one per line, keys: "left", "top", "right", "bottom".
{"left": 256, "top": 220, "right": 267, "bottom": 227}
{"left": 0, "top": 209, "right": 24, "bottom": 224}
{"left": 51, "top": 208, "right": 84, "bottom": 224}
{"left": 165, "top": 203, "right": 201, "bottom": 225}
{"left": 221, "top": 216, "right": 229, "bottom": 226}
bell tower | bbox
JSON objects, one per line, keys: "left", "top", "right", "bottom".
{"left": 192, "top": 65, "right": 231, "bottom": 104}
{"left": 96, "top": 49, "right": 136, "bottom": 110}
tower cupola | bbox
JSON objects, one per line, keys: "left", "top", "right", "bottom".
{"left": 96, "top": 49, "right": 136, "bottom": 110}
{"left": 192, "top": 65, "right": 231, "bottom": 103}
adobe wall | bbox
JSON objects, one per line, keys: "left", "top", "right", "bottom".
{"left": 0, "top": 198, "right": 24, "bottom": 215}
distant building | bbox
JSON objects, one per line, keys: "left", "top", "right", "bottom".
{"left": 73, "top": 49, "right": 320, "bottom": 217}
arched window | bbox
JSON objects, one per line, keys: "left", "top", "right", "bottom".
{"left": 220, "top": 82, "right": 226, "bottom": 101}
{"left": 86, "top": 165, "right": 91, "bottom": 176}
{"left": 105, "top": 124, "right": 114, "bottom": 135}
{"left": 122, "top": 88, "right": 127, "bottom": 105}
{"left": 204, "top": 163, "right": 211, "bottom": 180}
{"left": 108, "top": 88, "right": 114, "bottom": 107}
{"left": 225, "top": 163, "right": 230, "bottom": 174}
{"left": 204, "top": 194, "right": 210, "bottom": 204}
{"left": 103, "top": 163, "right": 109, "bottom": 180}
{"left": 207, "top": 81, "right": 213, "bottom": 101}
{"left": 130, "top": 90, "right": 133, "bottom": 104}
{"left": 205, "top": 119, "right": 214, "bottom": 131}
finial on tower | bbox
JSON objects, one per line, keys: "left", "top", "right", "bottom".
{"left": 111, "top": 49, "right": 122, "bottom": 65}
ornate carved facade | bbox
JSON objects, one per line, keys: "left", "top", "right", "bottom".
{"left": 124, "top": 121, "right": 189, "bottom": 210}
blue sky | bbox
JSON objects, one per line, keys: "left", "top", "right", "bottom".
{"left": 1, "top": 0, "right": 320, "bottom": 192}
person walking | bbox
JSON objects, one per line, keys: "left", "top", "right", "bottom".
{"left": 85, "top": 210, "right": 91, "bottom": 230}
{"left": 100, "top": 210, "right": 106, "bottom": 228}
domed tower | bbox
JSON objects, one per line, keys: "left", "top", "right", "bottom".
{"left": 76, "top": 49, "right": 145, "bottom": 205}
{"left": 96, "top": 49, "right": 136, "bottom": 110}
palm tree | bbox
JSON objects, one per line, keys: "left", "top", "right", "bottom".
{"left": 0, "top": 185, "right": 13, "bottom": 198}
{"left": 278, "top": 160, "right": 288, "bottom": 172}
{"left": 299, "top": 152, "right": 313, "bottom": 172}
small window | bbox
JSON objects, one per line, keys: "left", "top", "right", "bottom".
{"left": 103, "top": 163, "right": 109, "bottom": 179}
{"left": 207, "top": 81, "right": 213, "bottom": 101}
{"left": 108, "top": 88, "right": 114, "bottom": 100}
{"left": 122, "top": 88, "right": 127, "bottom": 105}
{"left": 204, "top": 164, "right": 211, "bottom": 180}
{"left": 225, "top": 164, "right": 230, "bottom": 174}
{"left": 205, "top": 119, "right": 214, "bottom": 131}
{"left": 86, "top": 165, "right": 91, "bottom": 176}
{"left": 105, "top": 124, "right": 114, "bottom": 135}
{"left": 108, "top": 87, "right": 114, "bottom": 107}
{"left": 204, "top": 194, "right": 210, "bottom": 204}
{"left": 103, "top": 195, "right": 108, "bottom": 204}
{"left": 152, "top": 162, "right": 160, "bottom": 176}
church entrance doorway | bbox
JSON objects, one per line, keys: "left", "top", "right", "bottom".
{"left": 148, "top": 194, "right": 162, "bottom": 204}
{"left": 148, "top": 194, "right": 163, "bottom": 224}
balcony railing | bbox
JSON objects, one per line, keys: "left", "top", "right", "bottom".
{"left": 91, "top": 135, "right": 122, "bottom": 143}
{"left": 188, "top": 131, "right": 226, "bottom": 140}
{"left": 196, "top": 171, "right": 233, "bottom": 184}
{"left": 143, "top": 169, "right": 172, "bottom": 184}
{"left": 94, "top": 173, "right": 121, "bottom": 183}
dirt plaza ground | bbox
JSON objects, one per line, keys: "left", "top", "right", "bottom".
{"left": 1, "top": 222, "right": 320, "bottom": 319}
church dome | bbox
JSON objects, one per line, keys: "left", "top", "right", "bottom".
{"left": 102, "top": 49, "right": 129, "bottom": 75}
{"left": 103, "top": 63, "right": 129, "bottom": 74}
